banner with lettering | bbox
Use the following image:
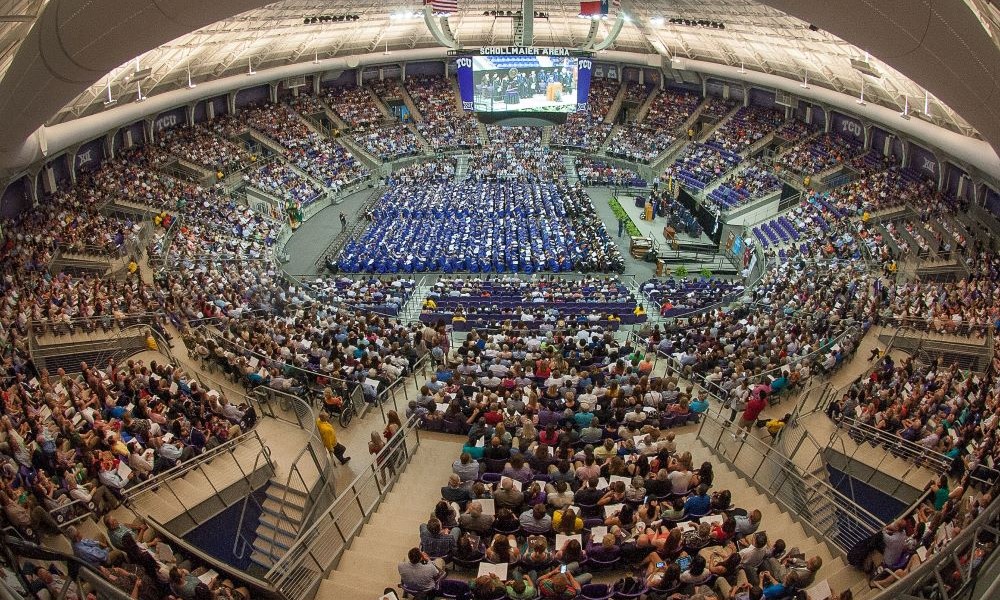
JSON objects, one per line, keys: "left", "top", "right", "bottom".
{"left": 576, "top": 57, "right": 593, "bottom": 112}
{"left": 455, "top": 56, "right": 474, "bottom": 111}
{"left": 75, "top": 138, "right": 105, "bottom": 172}
{"left": 831, "top": 112, "right": 863, "bottom": 139}
{"left": 910, "top": 144, "right": 937, "bottom": 177}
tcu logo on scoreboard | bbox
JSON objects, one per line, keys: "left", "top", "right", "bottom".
{"left": 456, "top": 58, "right": 473, "bottom": 69}
{"left": 155, "top": 114, "right": 179, "bottom": 131}
{"left": 841, "top": 119, "right": 862, "bottom": 137}
{"left": 578, "top": 59, "right": 592, "bottom": 70}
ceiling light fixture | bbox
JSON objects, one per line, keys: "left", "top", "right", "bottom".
{"left": 103, "top": 81, "right": 117, "bottom": 107}
{"left": 135, "top": 81, "right": 146, "bottom": 103}
{"left": 649, "top": 17, "right": 664, "bottom": 26}
{"left": 247, "top": 58, "right": 255, "bottom": 76}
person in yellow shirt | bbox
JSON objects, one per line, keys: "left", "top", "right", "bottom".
{"left": 552, "top": 508, "right": 584, "bottom": 534}
{"left": 765, "top": 413, "right": 791, "bottom": 442}
{"left": 316, "top": 413, "right": 351, "bottom": 465}
{"left": 423, "top": 297, "right": 437, "bottom": 310}
{"left": 633, "top": 305, "right": 646, "bottom": 317}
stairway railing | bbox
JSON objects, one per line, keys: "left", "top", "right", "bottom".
{"left": 122, "top": 428, "right": 273, "bottom": 506}
{"left": 870, "top": 480, "right": 1000, "bottom": 600}
{"left": 264, "top": 414, "right": 423, "bottom": 600}
{"left": 697, "top": 411, "right": 885, "bottom": 554}
{"left": 835, "top": 415, "right": 953, "bottom": 475}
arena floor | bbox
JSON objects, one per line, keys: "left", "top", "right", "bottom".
{"left": 284, "top": 184, "right": 709, "bottom": 282}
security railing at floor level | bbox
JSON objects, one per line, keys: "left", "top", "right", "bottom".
{"left": 264, "top": 414, "right": 423, "bottom": 600}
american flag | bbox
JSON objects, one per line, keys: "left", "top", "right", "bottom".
{"left": 425, "top": 0, "right": 458, "bottom": 15}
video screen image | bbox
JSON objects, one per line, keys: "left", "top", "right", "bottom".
{"left": 472, "top": 55, "right": 581, "bottom": 113}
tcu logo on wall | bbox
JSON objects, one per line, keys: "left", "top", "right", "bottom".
{"left": 841, "top": 119, "right": 862, "bottom": 137}
{"left": 921, "top": 157, "right": 937, "bottom": 174}
{"left": 456, "top": 58, "right": 473, "bottom": 69}
{"left": 75, "top": 149, "right": 93, "bottom": 168}
{"left": 578, "top": 59, "right": 592, "bottom": 70}
{"left": 155, "top": 114, "right": 179, "bottom": 131}
{"left": 462, "top": 101, "right": 474, "bottom": 110}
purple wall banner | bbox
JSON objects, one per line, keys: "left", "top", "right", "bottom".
{"left": 910, "top": 144, "right": 938, "bottom": 177}
{"left": 831, "top": 112, "right": 863, "bottom": 139}
{"left": 235, "top": 85, "right": 268, "bottom": 108}
{"left": 75, "top": 138, "right": 105, "bottom": 172}
{"left": 747, "top": 88, "right": 776, "bottom": 108}
{"left": 455, "top": 56, "right": 474, "bottom": 111}
{"left": 154, "top": 107, "right": 185, "bottom": 132}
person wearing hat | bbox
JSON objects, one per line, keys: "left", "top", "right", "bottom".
{"left": 316, "top": 413, "right": 351, "bottom": 466}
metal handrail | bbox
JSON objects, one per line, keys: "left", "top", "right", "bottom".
{"left": 697, "top": 410, "right": 885, "bottom": 552}
{"left": 869, "top": 479, "right": 1000, "bottom": 599}
{"left": 264, "top": 414, "right": 423, "bottom": 598}
{"left": 3, "top": 535, "right": 136, "bottom": 600}
{"left": 836, "top": 415, "right": 953, "bottom": 474}
{"left": 196, "top": 324, "right": 353, "bottom": 388}
{"left": 122, "top": 429, "right": 271, "bottom": 502}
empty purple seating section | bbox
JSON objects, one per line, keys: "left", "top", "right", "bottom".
{"left": 671, "top": 144, "right": 741, "bottom": 191}
{"left": 420, "top": 277, "right": 645, "bottom": 330}
{"left": 706, "top": 163, "right": 781, "bottom": 211}
{"left": 641, "top": 278, "right": 746, "bottom": 316}
{"left": 753, "top": 200, "right": 840, "bottom": 249}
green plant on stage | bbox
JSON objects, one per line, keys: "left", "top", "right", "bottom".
{"left": 608, "top": 197, "right": 642, "bottom": 237}
{"left": 700, "top": 267, "right": 713, "bottom": 279}
{"left": 675, "top": 266, "right": 689, "bottom": 278}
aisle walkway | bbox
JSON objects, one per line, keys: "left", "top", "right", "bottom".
{"left": 316, "top": 432, "right": 463, "bottom": 599}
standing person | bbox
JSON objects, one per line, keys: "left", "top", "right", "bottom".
{"left": 339, "top": 212, "right": 347, "bottom": 230}
{"left": 317, "top": 413, "right": 351, "bottom": 465}
{"left": 736, "top": 390, "right": 767, "bottom": 440}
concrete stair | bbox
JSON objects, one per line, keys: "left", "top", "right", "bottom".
{"left": 697, "top": 103, "right": 742, "bottom": 142}
{"left": 685, "top": 433, "right": 873, "bottom": 599}
{"left": 563, "top": 155, "right": 579, "bottom": 185}
{"left": 316, "top": 435, "right": 461, "bottom": 599}
{"left": 336, "top": 135, "right": 382, "bottom": 171}
{"left": 650, "top": 139, "right": 690, "bottom": 175}
{"left": 367, "top": 88, "right": 395, "bottom": 120}
{"left": 598, "top": 125, "right": 619, "bottom": 153}
{"left": 455, "top": 155, "right": 470, "bottom": 181}
{"left": 634, "top": 88, "right": 660, "bottom": 122}
{"left": 398, "top": 83, "right": 424, "bottom": 122}
{"left": 541, "top": 126, "right": 552, "bottom": 148}
{"left": 126, "top": 440, "right": 272, "bottom": 534}
{"left": 407, "top": 123, "right": 434, "bottom": 154}
{"left": 249, "top": 480, "right": 308, "bottom": 570}
{"left": 604, "top": 81, "right": 628, "bottom": 123}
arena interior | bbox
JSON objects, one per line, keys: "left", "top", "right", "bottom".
{"left": 2, "top": 1, "right": 1000, "bottom": 600}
